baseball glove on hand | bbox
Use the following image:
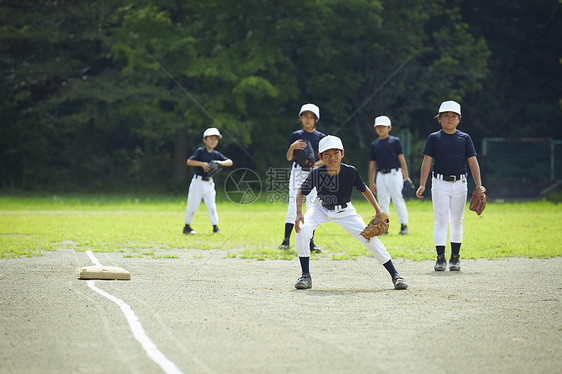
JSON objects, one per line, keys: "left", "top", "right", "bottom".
{"left": 402, "top": 178, "right": 416, "bottom": 198}
{"left": 205, "top": 160, "right": 223, "bottom": 178}
{"left": 293, "top": 140, "right": 315, "bottom": 168}
{"left": 469, "top": 186, "right": 488, "bottom": 215}
{"left": 361, "top": 212, "right": 390, "bottom": 240}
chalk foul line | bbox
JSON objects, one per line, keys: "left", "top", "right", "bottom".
{"left": 86, "top": 250, "right": 102, "bottom": 267}
{"left": 85, "top": 250, "right": 182, "bottom": 374}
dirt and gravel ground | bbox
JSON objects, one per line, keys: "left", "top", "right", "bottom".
{"left": 0, "top": 249, "right": 560, "bottom": 374}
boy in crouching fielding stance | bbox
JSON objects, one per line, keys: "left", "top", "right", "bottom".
{"left": 294, "top": 135, "right": 408, "bottom": 290}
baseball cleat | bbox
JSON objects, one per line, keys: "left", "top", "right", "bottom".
{"left": 212, "top": 225, "right": 222, "bottom": 234}
{"left": 183, "top": 225, "right": 196, "bottom": 235}
{"left": 279, "top": 237, "right": 290, "bottom": 250}
{"left": 434, "top": 255, "right": 447, "bottom": 271}
{"left": 294, "top": 273, "right": 312, "bottom": 289}
{"left": 399, "top": 224, "right": 409, "bottom": 235}
{"left": 310, "top": 242, "right": 322, "bottom": 253}
{"left": 449, "top": 254, "right": 461, "bottom": 271}
{"left": 392, "top": 273, "right": 408, "bottom": 290}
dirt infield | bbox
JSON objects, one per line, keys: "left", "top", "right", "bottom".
{"left": 0, "top": 249, "right": 560, "bottom": 374}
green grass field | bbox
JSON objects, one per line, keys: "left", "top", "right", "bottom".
{"left": 1, "top": 194, "right": 561, "bottom": 260}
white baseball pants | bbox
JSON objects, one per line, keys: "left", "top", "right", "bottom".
{"left": 376, "top": 168, "right": 408, "bottom": 224}
{"left": 431, "top": 177, "right": 468, "bottom": 246}
{"left": 295, "top": 202, "right": 392, "bottom": 264}
{"left": 184, "top": 176, "right": 219, "bottom": 226}
{"left": 285, "top": 165, "right": 317, "bottom": 224}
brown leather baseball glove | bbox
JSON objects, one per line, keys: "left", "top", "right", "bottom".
{"left": 469, "top": 186, "right": 488, "bottom": 215}
{"left": 360, "top": 212, "right": 390, "bottom": 240}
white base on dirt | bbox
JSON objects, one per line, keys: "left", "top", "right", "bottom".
{"left": 78, "top": 265, "right": 131, "bottom": 280}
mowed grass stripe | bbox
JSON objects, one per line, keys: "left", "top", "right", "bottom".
{"left": 0, "top": 195, "right": 560, "bottom": 260}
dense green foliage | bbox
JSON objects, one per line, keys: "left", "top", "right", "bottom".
{"left": 1, "top": 0, "right": 560, "bottom": 191}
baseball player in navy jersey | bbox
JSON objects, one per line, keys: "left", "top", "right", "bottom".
{"left": 183, "top": 128, "right": 233, "bottom": 235}
{"left": 279, "top": 103, "right": 325, "bottom": 253}
{"left": 368, "top": 115, "right": 411, "bottom": 235}
{"left": 416, "top": 101, "right": 483, "bottom": 271}
{"left": 293, "top": 135, "right": 408, "bottom": 290}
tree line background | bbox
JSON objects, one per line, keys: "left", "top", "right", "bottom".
{"left": 1, "top": 0, "right": 561, "bottom": 193}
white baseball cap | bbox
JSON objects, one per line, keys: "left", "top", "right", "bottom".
{"left": 299, "top": 103, "right": 320, "bottom": 120}
{"left": 374, "top": 115, "right": 391, "bottom": 127}
{"left": 203, "top": 127, "right": 222, "bottom": 139}
{"left": 319, "top": 135, "right": 344, "bottom": 153}
{"left": 438, "top": 100, "right": 461, "bottom": 116}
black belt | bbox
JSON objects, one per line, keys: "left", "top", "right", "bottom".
{"left": 194, "top": 175, "right": 211, "bottom": 182}
{"left": 433, "top": 172, "right": 466, "bottom": 182}
{"left": 379, "top": 168, "right": 399, "bottom": 174}
{"left": 322, "top": 202, "right": 348, "bottom": 210}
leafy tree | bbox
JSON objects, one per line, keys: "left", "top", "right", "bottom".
{"left": 0, "top": 0, "right": 494, "bottom": 190}
{"left": 460, "top": 0, "right": 562, "bottom": 141}
{"left": 0, "top": 0, "right": 119, "bottom": 189}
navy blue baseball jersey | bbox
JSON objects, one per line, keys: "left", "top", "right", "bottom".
{"left": 189, "top": 147, "right": 228, "bottom": 177}
{"left": 288, "top": 129, "right": 326, "bottom": 162}
{"left": 423, "top": 130, "right": 477, "bottom": 175}
{"left": 369, "top": 135, "right": 403, "bottom": 170}
{"left": 300, "top": 163, "right": 366, "bottom": 205}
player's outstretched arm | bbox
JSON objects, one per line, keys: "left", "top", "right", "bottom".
{"left": 294, "top": 189, "right": 306, "bottom": 233}
{"left": 362, "top": 188, "right": 382, "bottom": 214}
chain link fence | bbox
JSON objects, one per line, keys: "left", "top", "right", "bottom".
{"left": 481, "top": 137, "right": 561, "bottom": 199}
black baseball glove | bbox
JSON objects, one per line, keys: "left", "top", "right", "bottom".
{"left": 402, "top": 178, "right": 415, "bottom": 198}
{"left": 205, "top": 160, "right": 223, "bottom": 178}
{"left": 293, "top": 140, "right": 316, "bottom": 168}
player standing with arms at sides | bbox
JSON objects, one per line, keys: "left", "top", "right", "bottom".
{"left": 279, "top": 103, "right": 325, "bottom": 253}
{"left": 368, "top": 115, "right": 411, "bottom": 235}
{"left": 416, "top": 101, "right": 484, "bottom": 271}
{"left": 183, "top": 128, "right": 233, "bottom": 235}
{"left": 293, "top": 135, "right": 408, "bottom": 290}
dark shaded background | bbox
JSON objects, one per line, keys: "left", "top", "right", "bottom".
{"left": 1, "top": 0, "right": 560, "bottom": 197}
